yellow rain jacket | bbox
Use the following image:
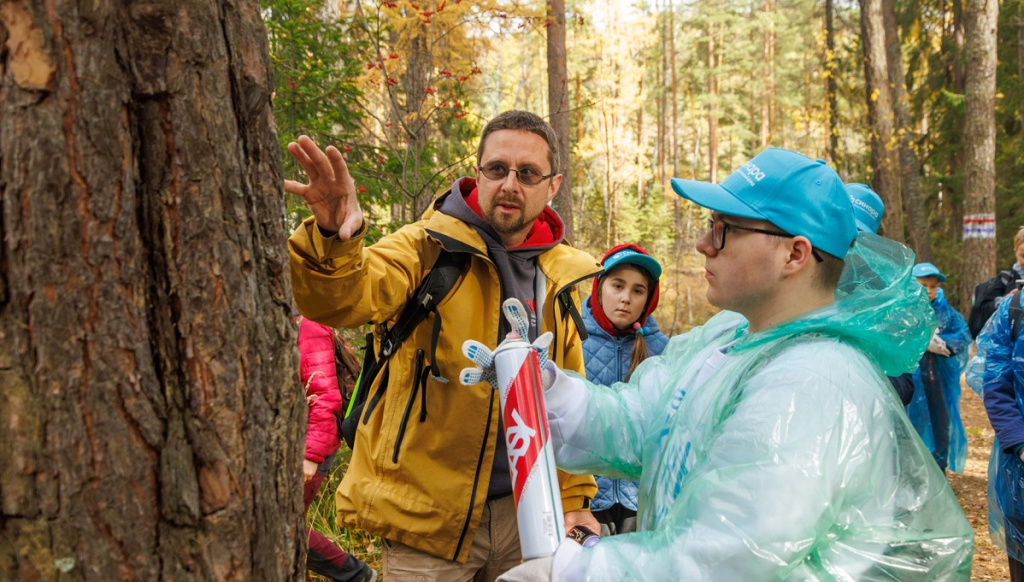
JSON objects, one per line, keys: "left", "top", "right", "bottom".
{"left": 289, "top": 190, "right": 601, "bottom": 562}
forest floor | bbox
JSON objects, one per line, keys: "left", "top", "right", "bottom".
{"left": 952, "top": 383, "right": 1007, "bottom": 581}
{"left": 310, "top": 381, "right": 1010, "bottom": 581}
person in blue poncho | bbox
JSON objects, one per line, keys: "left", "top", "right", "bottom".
{"left": 582, "top": 244, "right": 669, "bottom": 536}
{"left": 967, "top": 273, "right": 1024, "bottom": 581}
{"left": 905, "top": 262, "right": 972, "bottom": 474}
{"left": 468, "top": 148, "right": 973, "bottom": 581}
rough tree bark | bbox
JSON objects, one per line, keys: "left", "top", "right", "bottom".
{"left": 0, "top": 2, "right": 305, "bottom": 580}
{"left": 960, "top": 0, "right": 999, "bottom": 311}
{"left": 882, "top": 0, "right": 931, "bottom": 260}
{"left": 859, "top": 0, "right": 906, "bottom": 241}
{"left": 547, "top": 0, "right": 575, "bottom": 242}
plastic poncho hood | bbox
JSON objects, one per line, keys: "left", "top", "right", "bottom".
{"left": 545, "top": 232, "right": 972, "bottom": 580}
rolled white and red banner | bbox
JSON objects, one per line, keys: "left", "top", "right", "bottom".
{"left": 493, "top": 336, "right": 566, "bottom": 559}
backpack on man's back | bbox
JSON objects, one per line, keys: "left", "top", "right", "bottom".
{"left": 968, "top": 270, "right": 1016, "bottom": 338}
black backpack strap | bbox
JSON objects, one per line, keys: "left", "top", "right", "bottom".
{"left": 358, "top": 249, "right": 466, "bottom": 427}
{"left": 1011, "top": 292, "right": 1023, "bottom": 342}
{"left": 557, "top": 289, "right": 588, "bottom": 341}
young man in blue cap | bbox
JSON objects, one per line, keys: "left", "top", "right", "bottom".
{"left": 907, "top": 262, "right": 972, "bottom": 474}
{"left": 476, "top": 148, "right": 972, "bottom": 580}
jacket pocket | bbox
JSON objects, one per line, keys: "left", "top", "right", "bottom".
{"left": 393, "top": 350, "right": 425, "bottom": 463}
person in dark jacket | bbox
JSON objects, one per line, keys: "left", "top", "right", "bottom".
{"left": 581, "top": 245, "right": 670, "bottom": 536}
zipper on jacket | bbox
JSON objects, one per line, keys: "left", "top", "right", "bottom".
{"left": 453, "top": 388, "right": 496, "bottom": 560}
{"left": 393, "top": 350, "right": 425, "bottom": 463}
{"left": 419, "top": 364, "right": 430, "bottom": 422}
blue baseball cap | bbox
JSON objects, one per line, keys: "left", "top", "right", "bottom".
{"left": 912, "top": 262, "right": 947, "bottom": 282}
{"left": 602, "top": 247, "right": 662, "bottom": 280}
{"left": 670, "top": 148, "right": 856, "bottom": 258}
{"left": 846, "top": 183, "right": 884, "bottom": 233}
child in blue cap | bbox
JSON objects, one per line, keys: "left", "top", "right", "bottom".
{"left": 471, "top": 148, "right": 972, "bottom": 581}
{"left": 581, "top": 244, "right": 669, "bottom": 537}
{"left": 907, "top": 262, "right": 972, "bottom": 474}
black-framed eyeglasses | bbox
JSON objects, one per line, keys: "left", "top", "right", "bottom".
{"left": 707, "top": 218, "right": 823, "bottom": 262}
{"left": 478, "top": 162, "right": 557, "bottom": 186}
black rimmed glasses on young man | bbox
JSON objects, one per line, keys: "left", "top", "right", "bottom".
{"left": 478, "top": 162, "right": 557, "bottom": 186}
{"left": 707, "top": 218, "right": 823, "bottom": 262}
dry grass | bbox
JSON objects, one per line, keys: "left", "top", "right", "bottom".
{"left": 306, "top": 448, "right": 383, "bottom": 581}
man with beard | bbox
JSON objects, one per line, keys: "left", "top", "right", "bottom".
{"left": 287, "top": 110, "right": 602, "bottom": 581}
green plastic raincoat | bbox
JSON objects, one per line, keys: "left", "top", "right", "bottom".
{"left": 543, "top": 233, "right": 973, "bottom": 580}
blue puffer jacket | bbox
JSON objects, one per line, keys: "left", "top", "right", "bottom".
{"left": 968, "top": 293, "right": 1024, "bottom": 561}
{"left": 582, "top": 297, "right": 669, "bottom": 512}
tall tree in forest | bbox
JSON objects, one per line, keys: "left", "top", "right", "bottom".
{"left": 882, "top": 0, "right": 931, "bottom": 259}
{"left": 859, "top": 0, "right": 906, "bottom": 241}
{"left": 825, "top": 0, "right": 840, "bottom": 162}
{"left": 0, "top": 2, "right": 304, "bottom": 579}
{"left": 707, "top": 21, "right": 720, "bottom": 182}
{"left": 548, "top": 0, "right": 576, "bottom": 241}
{"left": 760, "top": 0, "right": 775, "bottom": 148}
{"left": 960, "top": 0, "right": 999, "bottom": 309}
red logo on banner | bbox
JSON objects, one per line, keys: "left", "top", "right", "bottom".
{"left": 504, "top": 351, "right": 549, "bottom": 504}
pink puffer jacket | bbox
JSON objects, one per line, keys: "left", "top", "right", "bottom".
{"left": 298, "top": 317, "right": 343, "bottom": 463}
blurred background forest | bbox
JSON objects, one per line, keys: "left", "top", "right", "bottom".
{"left": 263, "top": 0, "right": 1024, "bottom": 335}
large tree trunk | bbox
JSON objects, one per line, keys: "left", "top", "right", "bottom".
{"left": 859, "top": 0, "right": 905, "bottom": 241}
{"left": 547, "top": 0, "right": 575, "bottom": 242}
{"left": 0, "top": 2, "right": 305, "bottom": 580}
{"left": 882, "top": 0, "right": 931, "bottom": 259}
{"left": 960, "top": 0, "right": 999, "bottom": 311}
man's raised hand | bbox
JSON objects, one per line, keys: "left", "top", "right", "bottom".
{"left": 284, "top": 135, "right": 364, "bottom": 239}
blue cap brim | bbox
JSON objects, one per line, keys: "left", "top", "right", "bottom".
{"left": 604, "top": 253, "right": 662, "bottom": 280}
{"left": 854, "top": 218, "right": 873, "bottom": 232}
{"left": 670, "top": 178, "right": 767, "bottom": 221}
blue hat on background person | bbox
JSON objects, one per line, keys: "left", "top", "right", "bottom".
{"left": 669, "top": 148, "right": 857, "bottom": 258}
{"left": 912, "top": 262, "right": 947, "bottom": 282}
{"left": 846, "top": 183, "right": 884, "bottom": 234}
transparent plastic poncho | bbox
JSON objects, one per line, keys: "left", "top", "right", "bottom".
{"left": 966, "top": 298, "right": 1024, "bottom": 563}
{"left": 547, "top": 233, "right": 974, "bottom": 580}
{"left": 904, "top": 288, "right": 972, "bottom": 473}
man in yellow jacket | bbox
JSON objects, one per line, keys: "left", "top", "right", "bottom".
{"left": 287, "top": 111, "right": 601, "bottom": 581}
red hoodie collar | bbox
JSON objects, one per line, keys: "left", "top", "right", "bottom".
{"left": 461, "top": 179, "right": 563, "bottom": 248}
{"left": 590, "top": 244, "right": 661, "bottom": 337}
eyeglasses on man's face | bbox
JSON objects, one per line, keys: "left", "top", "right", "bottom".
{"left": 706, "top": 217, "right": 823, "bottom": 262}
{"left": 478, "top": 162, "right": 557, "bottom": 186}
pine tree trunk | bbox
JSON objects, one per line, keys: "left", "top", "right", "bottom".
{"left": 960, "top": 0, "right": 999, "bottom": 311}
{"left": 547, "top": 0, "right": 575, "bottom": 242}
{"left": 707, "top": 24, "right": 719, "bottom": 182}
{"left": 825, "top": 0, "right": 840, "bottom": 163}
{"left": 760, "top": 0, "right": 775, "bottom": 148}
{"left": 882, "top": 0, "right": 931, "bottom": 259}
{"left": 0, "top": 2, "right": 305, "bottom": 580}
{"left": 859, "top": 0, "right": 905, "bottom": 241}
